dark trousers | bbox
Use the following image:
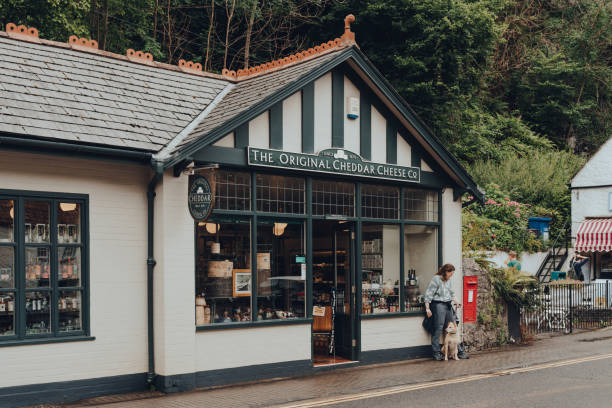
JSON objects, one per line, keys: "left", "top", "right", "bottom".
{"left": 431, "top": 301, "right": 454, "bottom": 354}
{"left": 430, "top": 301, "right": 466, "bottom": 356}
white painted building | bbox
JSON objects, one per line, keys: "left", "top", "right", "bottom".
{"left": 0, "top": 18, "right": 482, "bottom": 407}
{"left": 571, "top": 137, "right": 612, "bottom": 280}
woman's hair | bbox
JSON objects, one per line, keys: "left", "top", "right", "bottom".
{"left": 436, "top": 264, "right": 455, "bottom": 278}
{"left": 509, "top": 250, "right": 517, "bottom": 257}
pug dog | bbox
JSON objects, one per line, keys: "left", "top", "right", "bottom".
{"left": 443, "top": 321, "right": 460, "bottom": 361}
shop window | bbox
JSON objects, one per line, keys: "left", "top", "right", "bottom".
{"left": 256, "top": 221, "right": 305, "bottom": 320}
{"left": 0, "top": 195, "right": 88, "bottom": 340}
{"left": 312, "top": 180, "right": 355, "bottom": 217}
{"left": 404, "top": 225, "right": 438, "bottom": 312}
{"left": 361, "top": 185, "right": 399, "bottom": 219}
{"left": 403, "top": 188, "right": 438, "bottom": 222}
{"left": 195, "top": 220, "right": 251, "bottom": 325}
{"left": 361, "top": 224, "right": 400, "bottom": 314}
{"left": 215, "top": 170, "right": 251, "bottom": 211}
{"left": 600, "top": 253, "right": 612, "bottom": 279}
{"left": 256, "top": 175, "right": 305, "bottom": 214}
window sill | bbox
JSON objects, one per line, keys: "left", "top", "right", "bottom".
{"left": 360, "top": 311, "right": 425, "bottom": 319}
{"left": 0, "top": 335, "right": 95, "bottom": 348}
{"left": 197, "top": 318, "right": 313, "bottom": 331}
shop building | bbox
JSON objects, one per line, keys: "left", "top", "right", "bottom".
{"left": 0, "top": 18, "right": 483, "bottom": 407}
{"left": 571, "top": 137, "right": 612, "bottom": 280}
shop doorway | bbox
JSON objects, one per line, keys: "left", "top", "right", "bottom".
{"left": 312, "top": 220, "right": 357, "bottom": 365}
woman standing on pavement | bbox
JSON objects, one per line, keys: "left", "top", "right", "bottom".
{"left": 424, "top": 264, "right": 469, "bottom": 361}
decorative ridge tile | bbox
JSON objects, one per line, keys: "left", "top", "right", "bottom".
{"left": 221, "top": 14, "right": 357, "bottom": 81}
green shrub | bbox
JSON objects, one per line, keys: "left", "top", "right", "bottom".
{"left": 477, "top": 259, "right": 540, "bottom": 309}
{"left": 466, "top": 150, "right": 586, "bottom": 221}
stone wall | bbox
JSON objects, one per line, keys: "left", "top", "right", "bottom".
{"left": 462, "top": 258, "right": 510, "bottom": 352}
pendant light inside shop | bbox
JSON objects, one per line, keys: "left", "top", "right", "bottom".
{"left": 273, "top": 223, "right": 287, "bottom": 236}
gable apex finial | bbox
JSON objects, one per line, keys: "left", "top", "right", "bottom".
{"left": 342, "top": 14, "right": 356, "bottom": 43}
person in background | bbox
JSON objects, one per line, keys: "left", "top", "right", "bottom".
{"left": 424, "top": 264, "right": 469, "bottom": 361}
{"left": 506, "top": 251, "right": 521, "bottom": 271}
{"left": 571, "top": 254, "right": 589, "bottom": 281}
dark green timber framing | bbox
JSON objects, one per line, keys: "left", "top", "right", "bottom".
{"left": 0, "top": 189, "right": 91, "bottom": 346}
{"left": 359, "top": 96, "right": 371, "bottom": 160}
{"left": 250, "top": 172, "right": 258, "bottom": 322}
{"left": 167, "top": 46, "right": 483, "bottom": 203}
{"left": 411, "top": 147, "right": 422, "bottom": 169}
{"left": 302, "top": 85, "right": 315, "bottom": 153}
{"left": 331, "top": 70, "right": 344, "bottom": 148}
{"left": 235, "top": 122, "right": 249, "bottom": 148}
{"left": 386, "top": 120, "right": 397, "bottom": 164}
{"left": 438, "top": 189, "right": 443, "bottom": 268}
{"left": 399, "top": 188, "right": 405, "bottom": 312}
{"left": 270, "top": 103, "right": 283, "bottom": 150}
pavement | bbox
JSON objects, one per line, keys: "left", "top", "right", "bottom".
{"left": 42, "top": 327, "right": 612, "bottom": 408}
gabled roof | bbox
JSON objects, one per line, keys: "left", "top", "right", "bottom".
{"left": 175, "top": 47, "right": 346, "bottom": 151}
{"left": 0, "top": 31, "right": 229, "bottom": 152}
{"left": 168, "top": 45, "right": 484, "bottom": 201}
{"left": 0, "top": 19, "right": 482, "bottom": 201}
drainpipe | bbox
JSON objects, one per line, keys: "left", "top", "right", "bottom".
{"left": 147, "top": 162, "right": 163, "bottom": 387}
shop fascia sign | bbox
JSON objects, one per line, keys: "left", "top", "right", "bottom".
{"left": 247, "top": 147, "right": 420, "bottom": 183}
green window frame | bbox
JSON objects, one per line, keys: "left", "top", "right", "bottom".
{"left": 0, "top": 190, "right": 90, "bottom": 344}
{"left": 196, "top": 168, "right": 443, "bottom": 329}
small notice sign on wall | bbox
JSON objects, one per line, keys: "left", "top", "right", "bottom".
{"left": 313, "top": 306, "right": 326, "bottom": 317}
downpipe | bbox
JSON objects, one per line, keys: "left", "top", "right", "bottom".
{"left": 147, "top": 163, "right": 163, "bottom": 387}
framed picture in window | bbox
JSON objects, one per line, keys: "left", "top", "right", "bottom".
{"left": 233, "top": 269, "right": 251, "bottom": 297}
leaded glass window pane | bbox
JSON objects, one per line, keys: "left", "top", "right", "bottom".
{"left": 312, "top": 180, "right": 355, "bottom": 217}
{"left": 214, "top": 170, "right": 251, "bottom": 211}
{"left": 256, "top": 175, "right": 305, "bottom": 214}
{"left": 403, "top": 188, "right": 438, "bottom": 222}
{"left": 361, "top": 185, "right": 399, "bottom": 219}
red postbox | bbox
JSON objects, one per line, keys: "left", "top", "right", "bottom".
{"left": 463, "top": 276, "right": 478, "bottom": 323}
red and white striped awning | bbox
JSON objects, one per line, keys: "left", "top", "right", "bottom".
{"left": 575, "top": 219, "right": 612, "bottom": 252}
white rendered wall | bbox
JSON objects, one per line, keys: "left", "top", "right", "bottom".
{"left": 195, "top": 324, "right": 311, "bottom": 371}
{"left": 213, "top": 132, "right": 235, "bottom": 148}
{"left": 153, "top": 171, "right": 197, "bottom": 377}
{"left": 361, "top": 316, "right": 429, "bottom": 351}
{"left": 421, "top": 160, "right": 433, "bottom": 172}
{"left": 343, "top": 76, "right": 360, "bottom": 155}
{"left": 397, "top": 134, "right": 411, "bottom": 166}
{"left": 249, "top": 111, "right": 270, "bottom": 148}
{"left": 571, "top": 188, "right": 612, "bottom": 245}
{"left": 283, "top": 91, "right": 302, "bottom": 153}
{"left": 370, "top": 106, "right": 386, "bottom": 163}
{"left": 0, "top": 151, "right": 149, "bottom": 388}
{"left": 314, "top": 73, "right": 332, "bottom": 153}
{"left": 442, "top": 189, "right": 463, "bottom": 317}
{"left": 571, "top": 137, "right": 612, "bottom": 187}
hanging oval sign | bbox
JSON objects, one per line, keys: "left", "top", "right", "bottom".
{"left": 188, "top": 175, "right": 214, "bottom": 221}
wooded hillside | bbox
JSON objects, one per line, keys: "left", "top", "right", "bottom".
{"left": 1, "top": 0, "right": 610, "bottom": 248}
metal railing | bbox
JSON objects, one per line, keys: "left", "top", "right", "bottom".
{"left": 521, "top": 282, "right": 612, "bottom": 336}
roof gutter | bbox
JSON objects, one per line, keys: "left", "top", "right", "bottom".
{"left": 0, "top": 133, "right": 153, "bottom": 163}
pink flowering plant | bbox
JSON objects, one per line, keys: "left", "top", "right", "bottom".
{"left": 462, "top": 183, "right": 547, "bottom": 253}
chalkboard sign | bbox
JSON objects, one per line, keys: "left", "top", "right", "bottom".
{"left": 188, "top": 175, "right": 214, "bottom": 221}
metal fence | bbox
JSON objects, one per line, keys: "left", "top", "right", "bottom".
{"left": 520, "top": 282, "right": 612, "bottom": 336}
